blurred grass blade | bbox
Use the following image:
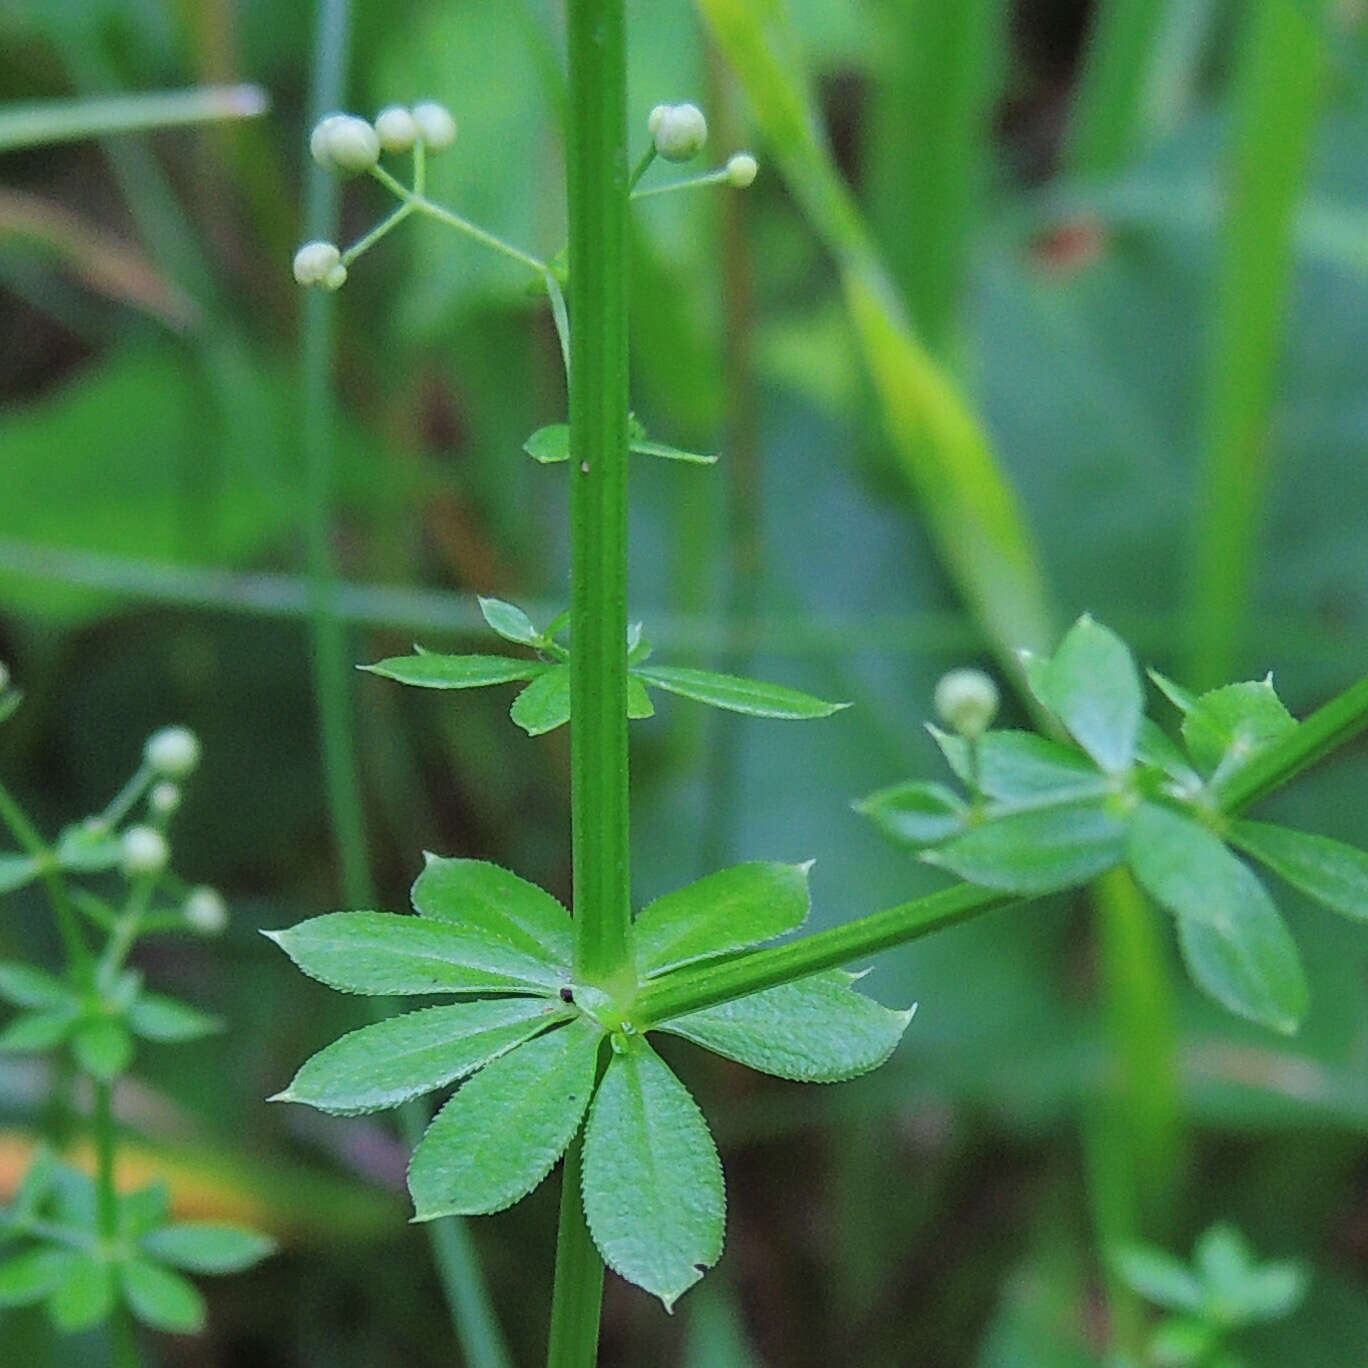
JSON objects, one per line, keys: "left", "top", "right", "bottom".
{"left": 1187, "top": 0, "right": 1328, "bottom": 687}
{"left": 0, "top": 85, "right": 267, "bottom": 154}
{"left": 696, "top": 0, "right": 1054, "bottom": 670}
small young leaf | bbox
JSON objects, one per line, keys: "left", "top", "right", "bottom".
{"left": 1148, "top": 669, "right": 1198, "bottom": 714}
{"left": 1231, "top": 1261, "right": 1308, "bottom": 1323}
{"left": 277, "top": 998, "right": 564, "bottom": 1115}
{"left": 47, "top": 1254, "right": 114, "bottom": 1332}
{"left": 139, "top": 1223, "right": 276, "bottom": 1275}
{"left": 119, "top": 1182, "right": 171, "bottom": 1239}
{"left": 120, "top": 1258, "right": 205, "bottom": 1333}
{"left": 478, "top": 596, "right": 542, "bottom": 646}
{"left": 408, "top": 1019, "right": 600, "bottom": 1219}
{"left": 265, "top": 912, "right": 565, "bottom": 996}
{"left": 1128, "top": 805, "right": 1308, "bottom": 1034}
{"left": 0, "top": 1247, "right": 83, "bottom": 1306}
{"left": 927, "top": 729, "right": 1106, "bottom": 805}
{"left": 581, "top": 1039, "right": 724, "bottom": 1311}
{"left": 0, "top": 963, "right": 78, "bottom": 1012}
{"left": 54, "top": 823, "right": 121, "bottom": 874}
{"left": 1137, "top": 718, "right": 1201, "bottom": 787}
{"left": 635, "top": 862, "right": 811, "bottom": 977}
{"left": 510, "top": 666, "right": 571, "bottom": 736}
{"left": 363, "top": 654, "right": 547, "bottom": 690}
{"left": 0, "top": 855, "right": 38, "bottom": 894}
{"left": 9, "top": 1149, "right": 61, "bottom": 1226}
{"left": 633, "top": 665, "right": 848, "bottom": 720}
{"left": 856, "top": 781, "right": 966, "bottom": 849}
{"left": 660, "top": 971, "right": 914, "bottom": 1082}
{"left": 1228, "top": 821, "right": 1368, "bottom": 923}
{"left": 627, "top": 624, "right": 652, "bottom": 665}
{"left": 921, "top": 800, "right": 1128, "bottom": 895}
{"left": 1039, "top": 615, "right": 1142, "bottom": 772}
{"left": 627, "top": 676, "right": 655, "bottom": 720}
{"left": 127, "top": 993, "right": 221, "bottom": 1043}
{"left": 412, "top": 856, "right": 573, "bottom": 967}
{"left": 1181, "top": 679, "right": 1295, "bottom": 778}
{"left": 1193, "top": 1222, "right": 1255, "bottom": 1296}
{"left": 629, "top": 436, "right": 718, "bottom": 465}
{"left": 72, "top": 1019, "right": 133, "bottom": 1080}
{"left": 1110, "top": 1244, "right": 1204, "bottom": 1313}
{"left": 523, "top": 424, "right": 571, "bottom": 463}
{"left": 0, "top": 1010, "right": 79, "bottom": 1052}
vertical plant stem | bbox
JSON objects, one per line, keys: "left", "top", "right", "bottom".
{"left": 93, "top": 1080, "right": 138, "bottom": 1368}
{"left": 1067, "top": 0, "right": 1172, "bottom": 177}
{"left": 1186, "top": 0, "right": 1326, "bottom": 688}
{"left": 0, "top": 778, "right": 88, "bottom": 970}
{"left": 546, "top": 1134, "right": 605, "bottom": 1367}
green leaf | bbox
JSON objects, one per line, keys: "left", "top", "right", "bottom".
{"left": 1110, "top": 1245, "right": 1204, "bottom": 1313}
{"left": 72, "top": 1018, "right": 133, "bottom": 1080}
{"left": 921, "top": 800, "right": 1129, "bottom": 895}
{"left": 1193, "top": 1223, "right": 1254, "bottom": 1298}
{"left": 1148, "top": 669, "right": 1198, "bottom": 714}
{"left": 627, "top": 675, "right": 655, "bottom": 720}
{"left": 1038, "top": 616, "right": 1142, "bottom": 772}
{"left": 1137, "top": 718, "right": 1201, "bottom": 787}
{"left": 265, "top": 912, "right": 566, "bottom": 997}
{"left": 1128, "top": 805, "right": 1308, "bottom": 1034}
{"left": 8, "top": 1149, "right": 60, "bottom": 1228}
{"left": 1229, "top": 1262, "right": 1308, "bottom": 1323}
{"left": 0, "top": 855, "right": 38, "bottom": 894}
{"left": 630, "top": 436, "right": 718, "bottom": 465}
{"left": 661, "top": 970, "right": 914, "bottom": 1082}
{"left": 1229, "top": 820, "right": 1368, "bottom": 923}
{"left": 0, "top": 1247, "right": 83, "bottom": 1306}
{"left": 510, "top": 666, "right": 571, "bottom": 736}
{"left": 276, "top": 998, "right": 565, "bottom": 1115}
{"left": 127, "top": 992, "right": 221, "bottom": 1043}
{"left": 634, "top": 665, "right": 848, "bottom": 720}
{"left": 523, "top": 423, "right": 571, "bottom": 463}
{"left": 119, "top": 1182, "right": 171, "bottom": 1239}
{"left": 478, "top": 596, "right": 542, "bottom": 646}
{"left": 53, "top": 823, "right": 121, "bottom": 874}
{"left": 582, "top": 1038, "right": 724, "bottom": 1311}
{"left": 928, "top": 728, "right": 1106, "bottom": 804}
{"left": 408, "top": 1019, "right": 600, "bottom": 1219}
{"left": 120, "top": 1258, "right": 205, "bottom": 1333}
{"left": 411, "top": 856, "right": 573, "bottom": 967}
{"left": 363, "top": 653, "right": 547, "bottom": 689}
{"left": 1147, "top": 1317, "right": 1219, "bottom": 1363}
{"left": 0, "top": 1009, "right": 79, "bottom": 1052}
{"left": 47, "top": 1254, "right": 114, "bottom": 1332}
{"left": 139, "top": 1223, "right": 275, "bottom": 1275}
{"left": 1181, "top": 679, "right": 1296, "bottom": 777}
{"left": 0, "top": 963, "right": 77, "bottom": 1011}
{"left": 635, "top": 862, "right": 811, "bottom": 977}
{"left": 856, "top": 781, "right": 967, "bottom": 848}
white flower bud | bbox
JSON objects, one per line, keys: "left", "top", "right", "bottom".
{"left": 149, "top": 782, "right": 181, "bottom": 818}
{"left": 183, "top": 886, "right": 229, "bottom": 936}
{"left": 650, "top": 102, "right": 707, "bottom": 161}
{"left": 934, "top": 669, "right": 999, "bottom": 739}
{"left": 411, "top": 102, "right": 457, "bottom": 152}
{"left": 319, "top": 114, "right": 380, "bottom": 173}
{"left": 121, "top": 825, "right": 169, "bottom": 877}
{"left": 726, "top": 152, "right": 758, "bottom": 188}
{"left": 309, "top": 113, "right": 348, "bottom": 167}
{"left": 322, "top": 263, "right": 348, "bottom": 290}
{"left": 293, "top": 240, "right": 342, "bottom": 286}
{"left": 375, "top": 105, "right": 418, "bottom": 153}
{"left": 144, "top": 725, "right": 200, "bottom": 779}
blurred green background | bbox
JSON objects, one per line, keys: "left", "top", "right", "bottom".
{"left": 0, "top": 0, "right": 1366, "bottom": 1363}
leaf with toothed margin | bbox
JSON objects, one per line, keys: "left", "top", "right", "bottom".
{"left": 581, "top": 1037, "right": 723, "bottom": 1311}
{"left": 1229, "top": 820, "right": 1368, "bottom": 923}
{"left": 408, "top": 1018, "right": 600, "bottom": 1219}
{"left": 634, "top": 862, "right": 811, "bottom": 978}
{"left": 274, "top": 998, "right": 566, "bottom": 1115}
{"left": 1148, "top": 669, "right": 1197, "bottom": 715}
{"left": 925, "top": 727, "right": 1105, "bottom": 804}
{"left": 659, "top": 970, "right": 915, "bottom": 1082}
{"left": 264, "top": 912, "right": 566, "bottom": 996}
{"left": 1180, "top": 679, "right": 1296, "bottom": 780}
{"left": 856, "top": 780, "right": 966, "bottom": 849}
{"left": 632, "top": 665, "right": 848, "bottom": 720}
{"left": 411, "top": 856, "right": 573, "bottom": 968}
{"left": 363, "top": 654, "right": 549, "bottom": 690}
{"left": 510, "top": 666, "right": 571, "bottom": 736}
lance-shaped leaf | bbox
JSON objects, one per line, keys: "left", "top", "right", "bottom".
{"left": 0, "top": 1009, "right": 80, "bottom": 1052}
{"left": 275, "top": 998, "right": 566, "bottom": 1115}
{"left": 265, "top": 912, "right": 565, "bottom": 996}
{"left": 632, "top": 665, "right": 847, "bottom": 720}
{"left": 581, "top": 1038, "right": 724, "bottom": 1311}
{"left": 139, "top": 1223, "right": 275, "bottom": 1274}
{"left": 477, "top": 596, "right": 542, "bottom": 646}
{"left": 1229, "top": 820, "right": 1368, "bottom": 923}
{"left": 363, "top": 653, "right": 548, "bottom": 690}
{"left": 627, "top": 676, "right": 655, "bottom": 720}
{"left": 48, "top": 1254, "right": 114, "bottom": 1332}
{"left": 1036, "top": 616, "right": 1142, "bottom": 773}
{"left": 413, "top": 856, "right": 573, "bottom": 967}
{"left": 0, "top": 963, "right": 78, "bottom": 1012}
{"left": 1128, "top": 804, "right": 1307, "bottom": 1034}
{"left": 127, "top": 992, "right": 221, "bottom": 1042}
{"left": 1110, "top": 1245, "right": 1204, "bottom": 1313}
{"left": 0, "top": 855, "right": 38, "bottom": 895}
{"left": 1137, "top": 718, "right": 1201, "bottom": 787}
{"left": 856, "top": 781, "right": 967, "bottom": 849}
{"left": 660, "top": 971, "right": 914, "bottom": 1082}
{"left": 408, "top": 1018, "right": 600, "bottom": 1220}
{"left": 921, "top": 799, "right": 1128, "bottom": 895}
{"left": 120, "top": 1258, "right": 205, "bottom": 1333}
{"left": 525, "top": 422, "right": 716, "bottom": 466}
{"left": 510, "top": 666, "right": 571, "bottom": 736}
{"left": 928, "top": 727, "right": 1106, "bottom": 804}
{"left": 1181, "top": 679, "right": 1295, "bottom": 778}
{"left": 635, "top": 862, "right": 811, "bottom": 978}
{"left": 0, "top": 1248, "right": 83, "bottom": 1306}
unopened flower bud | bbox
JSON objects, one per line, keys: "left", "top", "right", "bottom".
{"left": 149, "top": 782, "right": 181, "bottom": 818}
{"left": 726, "top": 152, "right": 758, "bottom": 188}
{"left": 121, "top": 825, "right": 169, "bottom": 876}
{"left": 322, "top": 263, "right": 348, "bottom": 290}
{"left": 411, "top": 102, "right": 457, "bottom": 152}
{"left": 934, "top": 669, "right": 999, "bottom": 739}
{"left": 293, "top": 240, "right": 342, "bottom": 287}
{"left": 315, "top": 114, "right": 380, "bottom": 173}
{"left": 309, "top": 113, "right": 347, "bottom": 167}
{"left": 375, "top": 105, "right": 418, "bottom": 153}
{"left": 650, "top": 102, "right": 707, "bottom": 161}
{"left": 144, "top": 726, "right": 200, "bottom": 779}
{"left": 184, "top": 886, "right": 229, "bottom": 935}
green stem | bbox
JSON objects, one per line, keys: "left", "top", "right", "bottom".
{"left": 1186, "top": 0, "right": 1326, "bottom": 688}
{"left": 545, "top": 1135, "right": 604, "bottom": 1367}
{"left": 93, "top": 1081, "right": 138, "bottom": 1368}
{"left": 0, "top": 777, "right": 88, "bottom": 970}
